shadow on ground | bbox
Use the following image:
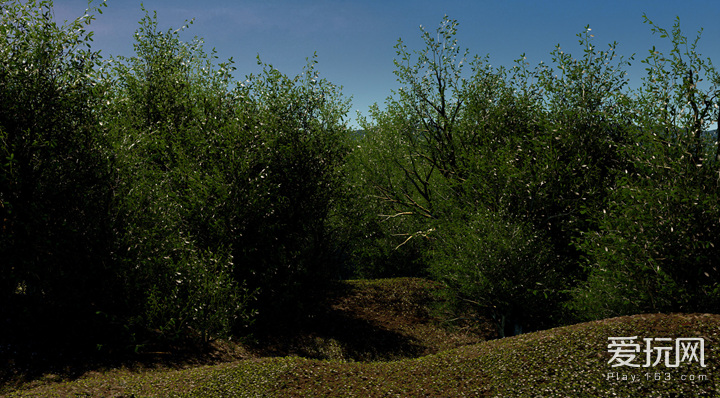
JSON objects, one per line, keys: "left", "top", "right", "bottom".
{"left": 1, "top": 277, "right": 495, "bottom": 391}
{"left": 250, "top": 278, "right": 495, "bottom": 361}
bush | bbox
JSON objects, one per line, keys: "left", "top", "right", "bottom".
{"left": 103, "top": 8, "right": 351, "bottom": 338}
{"left": 570, "top": 17, "right": 720, "bottom": 319}
{"left": 102, "top": 9, "right": 256, "bottom": 342}
{"left": 0, "top": 0, "right": 119, "bottom": 347}
{"left": 226, "top": 56, "right": 351, "bottom": 328}
{"left": 357, "top": 16, "right": 635, "bottom": 332}
{"left": 429, "top": 211, "right": 563, "bottom": 336}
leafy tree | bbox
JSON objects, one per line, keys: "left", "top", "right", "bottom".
{"left": 359, "top": 16, "right": 641, "bottom": 335}
{"left": 102, "top": 8, "right": 253, "bottom": 342}
{"left": 226, "top": 56, "right": 351, "bottom": 328}
{"left": 103, "top": 6, "right": 352, "bottom": 339}
{"left": 330, "top": 135, "right": 430, "bottom": 279}
{"left": 0, "top": 0, "right": 117, "bottom": 345}
{"left": 356, "top": 17, "right": 551, "bottom": 335}
{"left": 570, "top": 16, "right": 720, "bottom": 320}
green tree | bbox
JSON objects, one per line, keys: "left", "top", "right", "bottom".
{"left": 226, "top": 56, "right": 351, "bottom": 328}
{"left": 103, "top": 8, "right": 253, "bottom": 343}
{"left": 104, "top": 7, "right": 351, "bottom": 339}
{"left": 570, "top": 16, "right": 720, "bottom": 320}
{"left": 356, "top": 17, "right": 549, "bottom": 335}
{"left": 0, "top": 0, "right": 117, "bottom": 345}
{"left": 330, "top": 132, "right": 430, "bottom": 279}
{"left": 359, "top": 16, "right": 639, "bottom": 335}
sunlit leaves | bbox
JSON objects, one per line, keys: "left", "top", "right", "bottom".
{"left": 570, "top": 16, "right": 720, "bottom": 320}
{"left": 358, "top": 14, "right": 719, "bottom": 331}
{"left": 0, "top": 0, "right": 120, "bottom": 354}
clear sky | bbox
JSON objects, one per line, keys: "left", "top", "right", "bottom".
{"left": 52, "top": 0, "right": 720, "bottom": 128}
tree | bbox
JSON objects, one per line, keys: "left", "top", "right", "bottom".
{"left": 226, "top": 55, "right": 351, "bottom": 329}
{"left": 0, "top": 0, "right": 143, "bottom": 361}
{"left": 0, "top": 0, "right": 115, "bottom": 316}
{"left": 103, "top": 6, "right": 352, "bottom": 339}
{"left": 358, "top": 16, "right": 644, "bottom": 335}
{"left": 103, "top": 8, "right": 253, "bottom": 342}
{"left": 357, "top": 17, "right": 554, "bottom": 335}
{"left": 570, "top": 16, "right": 720, "bottom": 320}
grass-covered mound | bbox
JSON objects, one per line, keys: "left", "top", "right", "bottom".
{"left": 4, "top": 278, "right": 719, "bottom": 397}
{"left": 6, "top": 313, "right": 719, "bottom": 397}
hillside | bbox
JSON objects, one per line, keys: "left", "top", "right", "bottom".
{"left": 4, "top": 278, "right": 719, "bottom": 397}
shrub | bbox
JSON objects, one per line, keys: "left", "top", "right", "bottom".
{"left": 0, "top": 0, "right": 118, "bottom": 345}
{"left": 102, "top": 8, "right": 254, "bottom": 342}
{"left": 570, "top": 17, "right": 720, "bottom": 320}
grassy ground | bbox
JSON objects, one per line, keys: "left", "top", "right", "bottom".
{"left": 3, "top": 278, "right": 719, "bottom": 397}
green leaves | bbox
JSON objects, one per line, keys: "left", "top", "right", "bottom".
{"left": 100, "top": 6, "right": 352, "bottom": 338}
{"left": 357, "top": 14, "right": 720, "bottom": 332}
{"left": 227, "top": 55, "right": 351, "bottom": 326}
{"left": 2, "top": 0, "right": 719, "bottom": 357}
{"left": 569, "top": 16, "right": 720, "bottom": 321}
{"left": 0, "top": 1, "right": 123, "bottom": 361}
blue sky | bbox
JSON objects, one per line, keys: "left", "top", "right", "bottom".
{"left": 53, "top": 0, "right": 720, "bottom": 128}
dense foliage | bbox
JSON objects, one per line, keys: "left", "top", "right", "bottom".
{"left": 0, "top": 0, "right": 118, "bottom": 352}
{"left": 352, "top": 16, "right": 719, "bottom": 336}
{"left": 570, "top": 17, "right": 720, "bottom": 319}
{"left": 1, "top": 0, "right": 350, "bottom": 352}
{"left": 0, "top": 0, "right": 718, "bottom": 357}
